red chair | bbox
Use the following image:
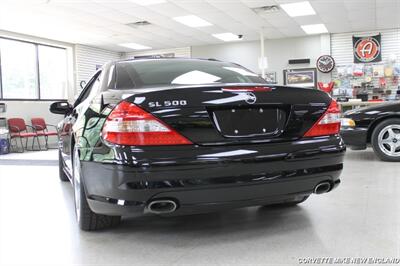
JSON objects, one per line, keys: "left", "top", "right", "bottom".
{"left": 31, "top": 118, "right": 58, "bottom": 150}
{"left": 7, "top": 118, "right": 41, "bottom": 152}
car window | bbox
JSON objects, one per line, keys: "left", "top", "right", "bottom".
{"left": 87, "top": 72, "right": 103, "bottom": 99}
{"left": 115, "top": 59, "right": 266, "bottom": 89}
{"left": 74, "top": 71, "right": 102, "bottom": 107}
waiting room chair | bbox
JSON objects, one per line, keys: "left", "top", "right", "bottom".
{"left": 7, "top": 118, "right": 41, "bottom": 152}
{"left": 31, "top": 118, "right": 58, "bottom": 150}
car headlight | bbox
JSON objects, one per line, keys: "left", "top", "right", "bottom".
{"left": 340, "top": 118, "right": 356, "bottom": 127}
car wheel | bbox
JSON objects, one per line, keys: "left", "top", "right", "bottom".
{"left": 371, "top": 118, "right": 400, "bottom": 162}
{"left": 58, "top": 150, "right": 69, "bottom": 182}
{"left": 72, "top": 146, "right": 121, "bottom": 231}
{"left": 264, "top": 196, "right": 309, "bottom": 207}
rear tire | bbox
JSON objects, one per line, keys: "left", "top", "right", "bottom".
{"left": 371, "top": 118, "right": 400, "bottom": 162}
{"left": 58, "top": 150, "right": 69, "bottom": 182}
{"left": 72, "top": 146, "right": 121, "bottom": 231}
{"left": 264, "top": 196, "right": 309, "bottom": 207}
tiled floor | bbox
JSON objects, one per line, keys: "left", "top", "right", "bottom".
{"left": 0, "top": 148, "right": 399, "bottom": 265}
{"left": 0, "top": 149, "right": 57, "bottom": 160}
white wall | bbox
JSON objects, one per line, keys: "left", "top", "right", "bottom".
{"left": 3, "top": 101, "right": 63, "bottom": 126}
{"left": 75, "top": 44, "right": 122, "bottom": 93}
{"left": 191, "top": 34, "right": 331, "bottom": 84}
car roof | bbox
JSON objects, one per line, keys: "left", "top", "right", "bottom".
{"left": 112, "top": 57, "right": 221, "bottom": 64}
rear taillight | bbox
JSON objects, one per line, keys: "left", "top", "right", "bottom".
{"left": 102, "top": 101, "right": 192, "bottom": 146}
{"left": 303, "top": 100, "right": 341, "bottom": 137}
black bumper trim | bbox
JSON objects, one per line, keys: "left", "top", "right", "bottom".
{"left": 81, "top": 135, "right": 345, "bottom": 216}
{"left": 122, "top": 164, "right": 343, "bottom": 190}
{"left": 340, "top": 127, "right": 368, "bottom": 149}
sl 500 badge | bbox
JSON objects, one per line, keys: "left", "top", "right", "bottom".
{"left": 148, "top": 100, "right": 187, "bottom": 108}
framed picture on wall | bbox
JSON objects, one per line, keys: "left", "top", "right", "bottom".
{"left": 283, "top": 68, "right": 317, "bottom": 88}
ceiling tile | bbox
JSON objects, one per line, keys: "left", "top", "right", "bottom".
{"left": 279, "top": 26, "right": 307, "bottom": 37}
{"left": 347, "top": 9, "right": 376, "bottom": 21}
{"left": 344, "top": 0, "right": 376, "bottom": 10}
{"left": 146, "top": 2, "right": 188, "bottom": 17}
{"left": 325, "top": 22, "right": 352, "bottom": 33}
{"left": 0, "top": 0, "right": 397, "bottom": 51}
{"left": 240, "top": 0, "right": 277, "bottom": 8}
{"left": 292, "top": 15, "right": 323, "bottom": 25}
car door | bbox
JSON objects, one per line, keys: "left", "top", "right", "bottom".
{"left": 60, "top": 70, "right": 102, "bottom": 174}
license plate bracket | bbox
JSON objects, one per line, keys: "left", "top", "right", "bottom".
{"left": 211, "top": 107, "right": 287, "bottom": 138}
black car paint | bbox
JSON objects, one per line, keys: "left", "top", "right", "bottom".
{"left": 341, "top": 101, "right": 400, "bottom": 149}
{"left": 56, "top": 59, "right": 345, "bottom": 216}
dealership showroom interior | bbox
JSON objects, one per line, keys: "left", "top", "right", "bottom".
{"left": 1, "top": 0, "right": 400, "bottom": 265}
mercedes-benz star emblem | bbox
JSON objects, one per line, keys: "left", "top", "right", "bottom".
{"left": 245, "top": 92, "right": 257, "bottom": 104}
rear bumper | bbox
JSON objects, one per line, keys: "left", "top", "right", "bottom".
{"left": 340, "top": 127, "right": 368, "bottom": 150}
{"left": 81, "top": 135, "right": 345, "bottom": 216}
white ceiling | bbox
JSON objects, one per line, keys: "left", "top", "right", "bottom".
{"left": 0, "top": 0, "right": 399, "bottom": 52}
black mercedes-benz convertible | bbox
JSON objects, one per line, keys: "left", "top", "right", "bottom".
{"left": 50, "top": 58, "right": 345, "bottom": 231}
{"left": 341, "top": 101, "right": 400, "bottom": 161}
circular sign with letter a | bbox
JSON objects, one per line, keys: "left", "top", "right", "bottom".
{"left": 354, "top": 36, "right": 381, "bottom": 63}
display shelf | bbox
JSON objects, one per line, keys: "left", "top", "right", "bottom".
{"left": 331, "top": 62, "right": 400, "bottom": 102}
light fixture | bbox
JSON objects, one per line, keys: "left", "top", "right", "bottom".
{"left": 129, "top": 0, "right": 166, "bottom": 6}
{"left": 212, "top": 33, "right": 242, "bottom": 42}
{"left": 280, "top": 1, "right": 316, "bottom": 17}
{"left": 173, "top": 15, "right": 212, "bottom": 27}
{"left": 301, "top": 24, "right": 328, "bottom": 34}
{"left": 118, "top": 43, "right": 152, "bottom": 50}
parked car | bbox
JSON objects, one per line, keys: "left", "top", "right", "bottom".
{"left": 50, "top": 58, "right": 345, "bottom": 231}
{"left": 341, "top": 101, "right": 400, "bottom": 161}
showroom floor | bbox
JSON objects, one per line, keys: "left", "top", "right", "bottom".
{"left": 0, "top": 149, "right": 399, "bottom": 265}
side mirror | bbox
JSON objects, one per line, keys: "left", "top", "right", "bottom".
{"left": 50, "top": 101, "right": 72, "bottom": 115}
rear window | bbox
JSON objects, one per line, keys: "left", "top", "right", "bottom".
{"left": 115, "top": 59, "right": 266, "bottom": 89}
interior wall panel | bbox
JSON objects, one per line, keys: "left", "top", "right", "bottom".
{"left": 74, "top": 45, "right": 121, "bottom": 92}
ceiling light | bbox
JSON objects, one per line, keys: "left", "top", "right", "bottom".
{"left": 173, "top": 15, "right": 212, "bottom": 27}
{"left": 118, "top": 43, "right": 152, "bottom": 50}
{"left": 212, "top": 33, "right": 242, "bottom": 42}
{"left": 280, "top": 1, "right": 316, "bottom": 17}
{"left": 129, "top": 0, "right": 166, "bottom": 6}
{"left": 301, "top": 24, "right": 328, "bottom": 34}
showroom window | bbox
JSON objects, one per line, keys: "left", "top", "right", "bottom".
{"left": 0, "top": 37, "right": 68, "bottom": 100}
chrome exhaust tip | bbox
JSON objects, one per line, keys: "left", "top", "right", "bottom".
{"left": 314, "top": 181, "right": 332, "bottom": 195}
{"left": 147, "top": 199, "right": 177, "bottom": 214}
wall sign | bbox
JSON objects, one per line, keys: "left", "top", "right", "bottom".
{"left": 316, "top": 55, "right": 335, "bottom": 73}
{"left": 353, "top": 34, "right": 382, "bottom": 63}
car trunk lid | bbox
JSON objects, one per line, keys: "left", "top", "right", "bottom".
{"left": 120, "top": 84, "right": 332, "bottom": 146}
